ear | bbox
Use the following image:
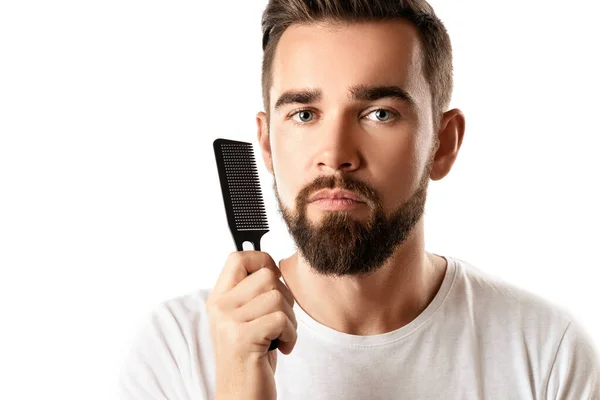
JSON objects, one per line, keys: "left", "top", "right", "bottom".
{"left": 430, "top": 108, "right": 466, "bottom": 181}
{"left": 256, "top": 111, "right": 274, "bottom": 175}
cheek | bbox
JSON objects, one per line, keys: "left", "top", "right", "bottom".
{"left": 271, "top": 141, "right": 305, "bottom": 208}
{"left": 368, "top": 141, "right": 422, "bottom": 209}
{"left": 370, "top": 134, "right": 419, "bottom": 175}
{"left": 271, "top": 123, "right": 312, "bottom": 163}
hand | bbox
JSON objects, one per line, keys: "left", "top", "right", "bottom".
{"left": 206, "top": 251, "right": 298, "bottom": 400}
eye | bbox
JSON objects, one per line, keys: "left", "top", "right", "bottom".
{"left": 365, "top": 109, "right": 396, "bottom": 122}
{"left": 291, "top": 110, "right": 314, "bottom": 123}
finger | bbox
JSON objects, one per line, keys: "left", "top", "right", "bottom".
{"left": 234, "top": 288, "right": 298, "bottom": 329}
{"left": 224, "top": 267, "right": 294, "bottom": 309}
{"left": 212, "top": 251, "right": 279, "bottom": 296}
{"left": 247, "top": 311, "right": 298, "bottom": 348}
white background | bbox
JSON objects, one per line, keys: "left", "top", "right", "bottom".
{"left": 1, "top": 0, "right": 599, "bottom": 399}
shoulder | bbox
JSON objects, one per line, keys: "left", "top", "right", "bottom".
{"left": 118, "top": 288, "right": 215, "bottom": 400}
{"left": 449, "top": 256, "right": 577, "bottom": 331}
{"left": 156, "top": 287, "right": 214, "bottom": 322}
{"left": 448, "top": 256, "right": 600, "bottom": 398}
{"left": 132, "top": 288, "right": 214, "bottom": 342}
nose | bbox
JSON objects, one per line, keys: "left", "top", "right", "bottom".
{"left": 315, "top": 114, "right": 361, "bottom": 173}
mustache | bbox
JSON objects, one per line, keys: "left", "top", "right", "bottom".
{"left": 296, "top": 174, "right": 378, "bottom": 208}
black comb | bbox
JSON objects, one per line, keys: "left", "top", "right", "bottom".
{"left": 213, "top": 138, "right": 279, "bottom": 352}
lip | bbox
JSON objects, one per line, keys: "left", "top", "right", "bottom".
{"left": 311, "top": 198, "right": 364, "bottom": 211}
{"left": 309, "top": 189, "right": 366, "bottom": 203}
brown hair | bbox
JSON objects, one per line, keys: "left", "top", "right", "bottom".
{"left": 260, "top": 0, "right": 453, "bottom": 130}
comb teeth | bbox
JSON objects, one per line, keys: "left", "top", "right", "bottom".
{"left": 214, "top": 138, "right": 277, "bottom": 350}
{"left": 218, "top": 141, "right": 269, "bottom": 231}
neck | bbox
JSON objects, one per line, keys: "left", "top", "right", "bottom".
{"left": 279, "top": 218, "right": 447, "bottom": 336}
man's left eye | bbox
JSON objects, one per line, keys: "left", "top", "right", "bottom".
{"left": 365, "top": 109, "right": 395, "bottom": 122}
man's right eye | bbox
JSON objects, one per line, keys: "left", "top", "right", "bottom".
{"left": 291, "top": 110, "right": 314, "bottom": 123}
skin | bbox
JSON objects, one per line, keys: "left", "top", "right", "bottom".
{"left": 256, "top": 19, "right": 465, "bottom": 336}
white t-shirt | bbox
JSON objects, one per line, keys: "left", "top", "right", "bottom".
{"left": 118, "top": 256, "right": 600, "bottom": 399}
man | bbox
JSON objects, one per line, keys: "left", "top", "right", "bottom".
{"left": 119, "top": 0, "right": 600, "bottom": 399}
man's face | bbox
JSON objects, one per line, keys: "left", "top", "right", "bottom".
{"left": 262, "top": 20, "right": 437, "bottom": 277}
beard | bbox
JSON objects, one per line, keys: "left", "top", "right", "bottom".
{"left": 272, "top": 152, "right": 434, "bottom": 278}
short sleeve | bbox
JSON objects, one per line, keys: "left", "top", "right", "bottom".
{"left": 118, "top": 303, "right": 208, "bottom": 400}
{"left": 545, "top": 318, "right": 600, "bottom": 400}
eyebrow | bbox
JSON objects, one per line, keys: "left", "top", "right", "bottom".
{"left": 273, "top": 84, "right": 417, "bottom": 111}
{"left": 274, "top": 88, "right": 322, "bottom": 111}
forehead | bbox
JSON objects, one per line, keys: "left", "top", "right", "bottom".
{"left": 270, "top": 20, "right": 428, "bottom": 107}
